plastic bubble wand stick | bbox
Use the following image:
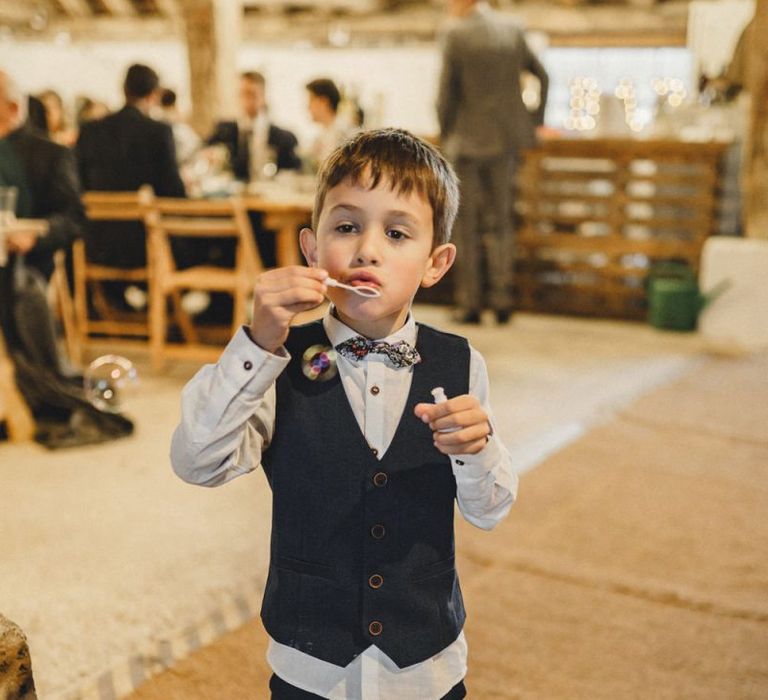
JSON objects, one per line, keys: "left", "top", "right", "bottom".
{"left": 325, "top": 277, "right": 381, "bottom": 298}
{"left": 431, "top": 386, "right": 460, "bottom": 432}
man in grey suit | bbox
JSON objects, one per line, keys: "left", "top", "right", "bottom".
{"left": 437, "top": 0, "right": 548, "bottom": 324}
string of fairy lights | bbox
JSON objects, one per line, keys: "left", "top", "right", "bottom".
{"left": 565, "top": 76, "right": 689, "bottom": 134}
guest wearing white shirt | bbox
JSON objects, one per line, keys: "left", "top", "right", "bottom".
{"left": 171, "top": 129, "right": 517, "bottom": 699}
{"left": 304, "top": 78, "right": 355, "bottom": 173}
{"left": 207, "top": 71, "right": 301, "bottom": 182}
{"left": 205, "top": 71, "right": 302, "bottom": 270}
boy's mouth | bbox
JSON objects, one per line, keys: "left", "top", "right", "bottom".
{"left": 344, "top": 272, "right": 381, "bottom": 288}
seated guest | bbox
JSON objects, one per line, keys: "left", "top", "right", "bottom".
{"left": 207, "top": 71, "right": 301, "bottom": 181}
{"left": 0, "top": 71, "right": 83, "bottom": 283}
{"left": 76, "top": 63, "right": 185, "bottom": 271}
{"left": 206, "top": 71, "right": 302, "bottom": 269}
{"left": 159, "top": 87, "right": 201, "bottom": 166}
{"left": 0, "top": 69, "right": 83, "bottom": 382}
{"left": 304, "top": 77, "right": 354, "bottom": 172}
{"left": 39, "top": 89, "right": 78, "bottom": 147}
{"left": 76, "top": 96, "right": 110, "bottom": 126}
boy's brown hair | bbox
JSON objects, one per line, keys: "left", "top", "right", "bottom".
{"left": 313, "top": 128, "right": 459, "bottom": 248}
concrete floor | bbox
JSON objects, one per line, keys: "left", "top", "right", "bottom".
{"left": 0, "top": 307, "right": 707, "bottom": 699}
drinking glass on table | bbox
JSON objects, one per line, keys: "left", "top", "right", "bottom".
{"left": 0, "top": 186, "right": 18, "bottom": 266}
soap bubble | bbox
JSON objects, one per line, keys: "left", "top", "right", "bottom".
{"left": 84, "top": 355, "right": 139, "bottom": 413}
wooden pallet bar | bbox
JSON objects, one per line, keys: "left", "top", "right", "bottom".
{"left": 515, "top": 137, "right": 728, "bottom": 319}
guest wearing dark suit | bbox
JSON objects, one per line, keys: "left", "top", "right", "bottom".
{"left": 207, "top": 71, "right": 302, "bottom": 181}
{"left": 0, "top": 71, "right": 83, "bottom": 281}
{"left": 0, "top": 70, "right": 84, "bottom": 379}
{"left": 206, "top": 71, "right": 302, "bottom": 269}
{"left": 76, "top": 63, "right": 185, "bottom": 269}
{"left": 437, "top": 0, "right": 548, "bottom": 324}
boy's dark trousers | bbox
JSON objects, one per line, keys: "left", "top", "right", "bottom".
{"left": 270, "top": 674, "right": 467, "bottom": 699}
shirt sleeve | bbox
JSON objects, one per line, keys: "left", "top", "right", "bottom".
{"left": 451, "top": 346, "right": 518, "bottom": 530}
{"left": 170, "top": 327, "right": 289, "bottom": 487}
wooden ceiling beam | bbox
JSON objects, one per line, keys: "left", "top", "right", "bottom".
{"left": 0, "top": 1, "right": 38, "bottom": 25}
{"left": 99, "top": 0, "right": 137, "bottom": 16}
{"left": 53, "top": 0, "right": 92, "bottom": 18}
{"left": 153, "top": 0, "right": 180, "bottom": 19}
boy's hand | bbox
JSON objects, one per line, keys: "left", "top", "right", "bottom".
{"left": 250, "top": 266, "right": 328, "bottom": 353}
{"left": 414, "top": 394, "right": 491, "bottom": 456}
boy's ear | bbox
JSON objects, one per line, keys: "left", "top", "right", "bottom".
{"left": 299, "top": 227, "right": 318, "bottom": 266}
{"left": 421, "top": 243, "right": 456, "bottom": 288}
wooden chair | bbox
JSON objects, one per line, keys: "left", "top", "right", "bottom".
{"left": 50, "top": 249, "right": 81, "bottom": 365}
{"left": 73, "top": 185, "right": 155, "bottom": 355}
{"left": 147, "top": 197, "right": 264, "bottom": 370}
{"left": 0, "top": 332, "right": 35, "bottom": 443}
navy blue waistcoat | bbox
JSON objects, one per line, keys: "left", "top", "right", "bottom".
{"left": 260, "top": 320, "right": 470, "bottom": 668}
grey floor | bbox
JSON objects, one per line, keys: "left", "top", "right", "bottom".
{"left": 0, "top": 307, "right": 707, "bottom": 699}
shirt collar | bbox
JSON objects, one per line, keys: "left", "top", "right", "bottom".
{"left": 323, "top": 305, "right": 418, "bottom": 349}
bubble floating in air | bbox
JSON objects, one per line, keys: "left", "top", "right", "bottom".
{"left": 84, "top": 355, "right": 139, "bottom": 413}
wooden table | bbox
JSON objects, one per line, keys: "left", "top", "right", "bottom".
{"left": 243, "top": 181, "right": 314, "bottom": 268}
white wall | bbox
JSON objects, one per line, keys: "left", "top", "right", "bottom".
{"left": 1, "top": 36, "right": 693, "bottom": 142}
{"left": 0, "top": 38, "right": 441, "bottom": 144}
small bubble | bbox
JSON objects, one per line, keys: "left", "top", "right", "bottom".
{"left": 83, "top": 355, "right": 139, "bottom": 413}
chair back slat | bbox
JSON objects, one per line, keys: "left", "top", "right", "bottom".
{"left": 74, "top": 185, "right": 156, "bottom": 353}
{"left": 148, "top": 195, "right": 265, "bottom": 370}
{"left": 82, "top": 185, "right": 154, "bottom": 221}
{"left": 160, "top": 219, "right": 241, "bottom": 237}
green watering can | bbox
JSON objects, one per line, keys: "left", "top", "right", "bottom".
{"left": 646, "top": 262, "right": 730, "bottom": 332}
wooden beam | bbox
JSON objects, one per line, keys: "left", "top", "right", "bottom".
{"left": 181, "top": 0, "right": 241, "bottom": 136}
{"left": 53, "top": 0, "right": 91, "bottom": 18}
{"left": 744, "top": 6, "right": 768, "bottom": 239}
{"left": 0, "top": 0, "right": 37, "bottom": 25}
{"left": 153, "top": 0, "right": 180, "bottom": 19}
{"left": 99, "top": 0, "right": 137, "bottom": 17}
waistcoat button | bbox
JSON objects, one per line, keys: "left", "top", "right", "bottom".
{"left": 368, "top": 620, "right": 383, "bottom": 636}
{"left": 370, "top": 385, "right": 380, "bottom": 396}
{"left": 373, "top": 471, "right": 388, "bottom": 487}
{"left": 368, "top": 574, "right": 384, "bottom": 589}
{"left": 370, "top": 524, "right": 386, "bottom": 539}
{"left": 371, "top": 447, "right": 379, "bottom": 457}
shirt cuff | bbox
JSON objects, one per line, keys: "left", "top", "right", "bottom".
{"left": 450, "top": 432, "right": 504, "bottom": 479}
{"left": 216, "top": 326, "right": 290, "bottom": 397}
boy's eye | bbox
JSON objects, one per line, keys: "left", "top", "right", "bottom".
{"left": 386, "top": 229, "right": 408, "bottom": 240}
{"left": 335, "top": 223, "right": 357, "bottom": 234}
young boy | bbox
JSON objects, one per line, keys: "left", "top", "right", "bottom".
{"left": 171, "top": 128, "right": 517, "bottom": 700}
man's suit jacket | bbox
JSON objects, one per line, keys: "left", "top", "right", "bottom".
{"left": 76, "top": 105, "right": 186, "bottom": 267}
{"left": 207, "top": 120, "right": 302, "bottom": 181}
{"left": 3, "top": 124, "right": 84, "bottom": 280}
{"left": 436, "top": 4, "right": 549, "bottom": 159}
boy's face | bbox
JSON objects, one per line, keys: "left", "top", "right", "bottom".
{"left": 300, "top": 175, "right": 455, "bottom": 339}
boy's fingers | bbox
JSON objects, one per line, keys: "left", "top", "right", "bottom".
{"left": 434, "top": 422, "right": 489, "bottom": 446}
{"left": 430, "top": 407, "right": 486, "bottom": 432}
{"left": 433, "top": 436, "right": 489, "bottom": 456}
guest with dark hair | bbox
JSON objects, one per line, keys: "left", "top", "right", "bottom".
{"left": 205, "top": 70, "right": 301, "bottom": 269}
{"left": 206, "top": 70, "right": 301, "bottom": 182}
{"left": 76, "top": 63, "right": 185, "bottom": 309}
{"left": 76, "top": 63, "right": 185, "bottom": 271}
{"left": 158, "top": 87, "right": 201, "bottom": 166}
{"left": 39, "top": 89, "right": 77, "bottom": 146}
{"left": 26, "top": 95, "right": 48, "bottom": 135}
{"left": 304, "top": 77, "right": 353, "bottom": 172}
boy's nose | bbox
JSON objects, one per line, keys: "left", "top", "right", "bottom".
{"left": 354, "top": 231, "right": 380, "bottom": 265}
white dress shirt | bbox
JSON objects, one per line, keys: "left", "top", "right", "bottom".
{"left": 241, "top": 111, "right": 270, "bottom": 181}
{"left": 171, "top": 310, "right": 517, "bottom": 699}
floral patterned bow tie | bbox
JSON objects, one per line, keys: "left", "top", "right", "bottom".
{"left": 334, "top": 336, "right": 421, "bottom": 368}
